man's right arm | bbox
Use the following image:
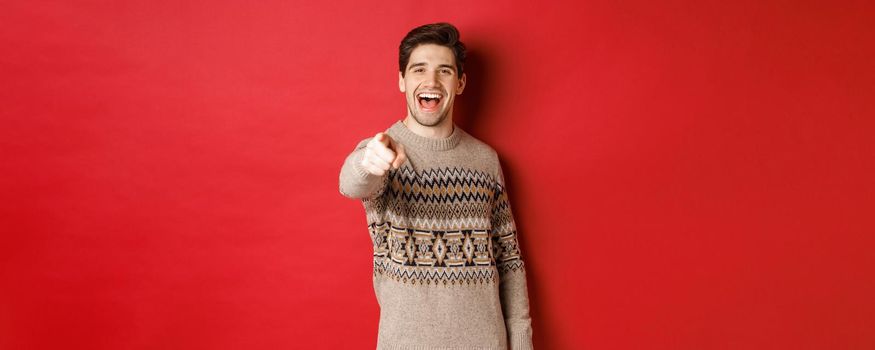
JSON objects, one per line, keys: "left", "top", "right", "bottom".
{"left": 339, "top": 137, "right": 387, "bottom": 199}
{"left": 339, "top": 132, "right": 407, "bottom": 199}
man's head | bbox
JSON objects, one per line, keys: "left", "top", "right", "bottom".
{"left": 398, "top": 22, "right": 467, "bottom": 127}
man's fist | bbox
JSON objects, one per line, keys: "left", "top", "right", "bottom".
{"left": 360, "top": 132, "right": 407, "bottom": 176}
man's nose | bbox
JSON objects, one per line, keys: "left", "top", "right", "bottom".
{"left": 422, "top": 72, "right": 441, "bottom": 87}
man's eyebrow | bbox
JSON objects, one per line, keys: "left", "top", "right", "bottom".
{"left": 407, "top": 62, "right": 457, "bottom": 72}
{"left": 408, "top": 62, "right": 427, "bottom": 70}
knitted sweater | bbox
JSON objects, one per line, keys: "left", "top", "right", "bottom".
{"left": 339, "top": 120, "right": 533, "bottom": 350}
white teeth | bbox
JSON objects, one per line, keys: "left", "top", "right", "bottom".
{"left": 417, "top": 93, "right": 441, "bottom": 99}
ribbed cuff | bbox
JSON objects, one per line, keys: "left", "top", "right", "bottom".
{"left": 351, "top": 150, "right": 375, "bottom": 178}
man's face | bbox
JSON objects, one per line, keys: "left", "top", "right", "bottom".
{"left": 399, "top": 44, "right": 466, "bottom": 127}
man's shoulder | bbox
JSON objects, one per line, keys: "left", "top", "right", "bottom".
{"left": 460, "top": 129, "right": 499, "bottom": 160}
{"left": 458, "top": 130, "right": 503, "bottom": 182}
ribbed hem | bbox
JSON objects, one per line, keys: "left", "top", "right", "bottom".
{"left": 509, "top": 333, "right": 533, "bottom": 350}
{"left": 389, "top": 119, "right": 463, "bottom": 151}
{"left": 378, "top": 345, "right": 506, "bottom": 350}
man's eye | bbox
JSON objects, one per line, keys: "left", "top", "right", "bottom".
{"left": 414, "top": 68, "right": 424, "bottom": 73}
{"left": 441, "top": 70, "right": 451, "bottom": 74}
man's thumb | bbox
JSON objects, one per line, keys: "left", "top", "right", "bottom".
{"left": 391, "top": 142, "right": 407, "bottom": 169}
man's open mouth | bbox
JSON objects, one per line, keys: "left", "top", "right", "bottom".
{"left": 417, "top": 92, "right": 442, "bottom": 111}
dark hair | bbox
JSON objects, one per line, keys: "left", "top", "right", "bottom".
{"left": 399, "top": 22, "right": 466, "bottom": 77}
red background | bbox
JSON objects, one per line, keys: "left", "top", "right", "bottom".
{"left": 2, "top": 1, "right": 873, "bottom": 349}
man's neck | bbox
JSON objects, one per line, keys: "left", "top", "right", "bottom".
{"left": 402, "top": 116, "right": 454, "bottom": 139}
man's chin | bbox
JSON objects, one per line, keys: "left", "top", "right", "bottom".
{"left": 407, "top": 103, "right": 449, "bottom": 127}
{"left": 413, "top": 113, "right": 446, "bottom": 127}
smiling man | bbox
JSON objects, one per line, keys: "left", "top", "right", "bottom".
{"left": 339, "top": 22, "right": 534, "bottom": 350}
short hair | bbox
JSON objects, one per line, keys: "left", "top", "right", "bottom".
{"left": 399, "top": 22, "right": 466, "bottom": 78}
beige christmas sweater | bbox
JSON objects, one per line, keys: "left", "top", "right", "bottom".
{"left": 339, "top": 120, "right": 533, "bottom": 350}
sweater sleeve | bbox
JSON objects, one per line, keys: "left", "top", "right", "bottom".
{"left": 338, "top": 137, "right": 390, "bottom": 200}
{"left": 492, "top": 161, "right": 534, "bottom": 350}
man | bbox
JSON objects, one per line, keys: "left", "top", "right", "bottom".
{"left": 339, "top": 22, "right": 533, "bottom": 350}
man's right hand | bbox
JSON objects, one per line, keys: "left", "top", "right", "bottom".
{"left": 360, "top": 132, "right": 407, "bottom": 176}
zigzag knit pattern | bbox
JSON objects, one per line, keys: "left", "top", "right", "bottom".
{"left": 374, "top": 258, "right": 498, "bottom": 286}
{"left": 390, "top": 166, "right": 495, "bottom": 203}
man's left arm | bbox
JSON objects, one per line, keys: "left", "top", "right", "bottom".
{"left": 492, "top": 162, "right": 534, "bottom": 350}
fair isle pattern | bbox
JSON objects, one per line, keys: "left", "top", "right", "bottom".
{"left": 363, "top": 166, "right": 495, "bottom": 230}
{"left": 370, "top": 222, "right": 496, "bottom": 267}
{"left": 374, "top": 257, "right": 498, "bottom": 286}
{"left": 390, "top": 166, "right": 495, "bottom": 203}
{"left": 492, "top": 180, "right": 526, "bottom": 275}
{"left": 365, "top": 166, "right": 525, "bottom": 286}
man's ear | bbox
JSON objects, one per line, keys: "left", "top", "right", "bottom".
{"left": 398, "top": 71, "right": 406, "bottom": 93}
{"left": 456, "top": 73, "right": 467, "bottom": 95}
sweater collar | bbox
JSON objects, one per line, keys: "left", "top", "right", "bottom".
{"left": 389, "top": 119, "right": 463, "bottom": 151}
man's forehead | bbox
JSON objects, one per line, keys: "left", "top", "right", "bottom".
{"left": 408, "top": 44, "right": 455, "bottom": 66}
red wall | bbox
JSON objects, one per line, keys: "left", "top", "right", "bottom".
{"left": 2, "top": 1, "right": 873, "bottom": 349}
